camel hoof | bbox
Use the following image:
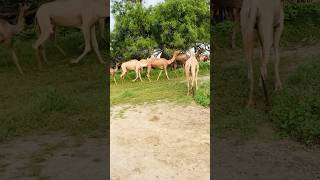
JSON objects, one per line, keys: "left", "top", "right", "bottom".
{"left": 246, "top": 101, "right": 256, "bottom": 109}
{"left": 69, "top": 59, "right": 79, "bottom": 64}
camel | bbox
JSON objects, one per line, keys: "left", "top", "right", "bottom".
{"left": 120, "top": 59, "right": 148, "bottom": 82}
{"left": 146, "top": 51, "right": 180, "bottom": 82}
{"left": 213, "top": 0, "right": 242, "bottom": 49}
{"left": 0, "top": 3, "right": 29, "bottom": 75}
{"left": 33, "top": 0, "right": 109, "bottom": 69}
{"left": 185, "top": 52, "right": 199, "bottom": 96}
{"left": 241, "top": 0, "right": 284, "bottom": 107}
{"left": 110, "top": 63, "right": 120, "bottom": 85}
{"left": 172, "top": 49, "right": 203, "bottom": 71}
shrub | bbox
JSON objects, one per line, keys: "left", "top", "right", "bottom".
{"left": 271, "top": 59, "right": 320, "bottom": 145}
{"left": 194, "top": 80, "right": 210, "bottom": 107}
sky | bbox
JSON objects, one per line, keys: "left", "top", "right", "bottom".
{"left": 110, "top": 0, "right": 164, "bottom": 32}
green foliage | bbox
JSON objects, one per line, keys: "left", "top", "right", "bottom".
{"left": 111, "top": 0, "right": 209, "bottom": 61}
{"left": 194, "top": 80, "right": 210, "bottom": 107}
{"left": 271, "top": 59, "right": 320, "bottom": 145}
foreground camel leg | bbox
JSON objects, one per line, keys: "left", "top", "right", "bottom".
{"left": 195, "top": 65, "right": 199, "bottom": 90}
{"left": 70, "top": 26, "right": 91, "bottom": 64}
{"left": 90, "top": 25, "right": 106, "bottom": 64}
{"left": 185, "top": 66, "right": 190, "bottom": 95}
{"left": 156, "top": 70, "right": 163, "bottom": 81}
{"left": 113, "top": 76, "right": 117, "bottom": 85}
{"left": 258, "top": 18, "right": 273, "bottom": 83}
{"left": 33, "top": 31, "right": 51, "bottom": 69}
{"left": 10, "top": 48, "right": 24, "bottom": 75}
{"left": 164, "top": 68, "right": 170, "bottom": 80}
{"left": 273, "top": 21, "right": 283, "bottom": 91}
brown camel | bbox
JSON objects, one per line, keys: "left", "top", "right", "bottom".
{"left": 120, "top": 59, "right": 147, "bottom": 82}
{"left": 172, "top": 49, "right": 203, "bottom": 71}
{"left": 147, "top": 51, "right": 180, "bottom": 82}
{"left": 185, "top": 52, "right": 199, "bottom": 95}
{"left": 241, "top": 0, "right": 284, "bottom": 107}
{"left": 0, "top": 3, "right": 29, "bottom": 75}
{"left": 110, "top": 63, "right": 120, "bottom": 85}
{"left": 33, "top": 0, "right": 109, "bottom": 69}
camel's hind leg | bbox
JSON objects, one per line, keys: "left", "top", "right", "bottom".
{"left": 91, "top": 25, "right": 106, "bottom": 64}
{"left": 241, "top": 10, "right": 256, "bottom": 107}
{"left": 164, "top": 67, "right": 170, "bottom": 80}
{"left": 70, "top": 25, "right": 92, "bottom": 64}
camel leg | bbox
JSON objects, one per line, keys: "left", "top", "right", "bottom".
{"left": 91, "top": 25, "right": 106, "bottom": 64}
{"left": 138, "top": 69, "right": 143, "bottom": 82}
{"left": 133, "top": 70, "right": 139, "bottom": 82}
{"left": 70, "top": 26, "right": 92, "bottom": 64}
{"left": 157, "top": 70, "right": 163, "bottom": 81}
{"left": 258, "top": 21, "right": 273, "bottom": 83}
{"left": 147, "top": 68, "right": 151, "bottom": 82}
{"left": 196, "top": 65, "right": 199, "bottom": 90}
{"left": 231, "top": 8, "right": 240, "bottom": 49}
{"left": 113, "top": 76, "right": 117, "bottom": 85}
{"left": 241, "top": 7, "right": 257, "bottom": 107}
{"left": 164, "top": 68, "right": 170, "bottom": 80}
{"left": 40, "top": 45, "right": 49, "bottom": 63}
{"left": 273, "top": 21, "right": 284, "bottom": 91}
{"left": 10, "top": 48, "right": 24, "bottom": 75}
{"left": 33, "top": 32, "right": 51, "bottom": 69}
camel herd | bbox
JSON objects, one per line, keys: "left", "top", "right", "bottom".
{"left": 110, "top": 49, "right": 209, "bottom": 95}
{"left": 0, "top": 0, "right": 109, "bottom": 74}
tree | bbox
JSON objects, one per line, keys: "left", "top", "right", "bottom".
{"left": 111, "top": 0, "right": 210, "bottom": 61}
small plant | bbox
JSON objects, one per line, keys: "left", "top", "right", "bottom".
{"left": 271, "top": 59, "right": 320, "bottom": 145}
{"left": 194, "top": 80, "right": 210, "bottom": 107}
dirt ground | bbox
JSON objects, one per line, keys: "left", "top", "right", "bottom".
{"left": 110, "top": 102, "right": 210, "bottom": 180}
{"left": 213, "top": 135, "right": 320, "bottom": 180}
{"left": 0, "top": 134, "right": 108, "bottom": 180}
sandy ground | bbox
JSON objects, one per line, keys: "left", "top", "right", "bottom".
{"left": 0, "top": 134, "right": 107, "bottom": 180}
{"left": 213, "top": 135, "right": 320, "bottom": 180}
{"left": 110, "top": 102, "right": 210, "bottom": 180}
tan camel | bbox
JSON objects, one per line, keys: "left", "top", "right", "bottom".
{"left": 185, "top": 52, "right": 199, "bottom": 95}
{"left": 147, "top": 51, "right": 180, "bottom": 82}
{"left": 0, "top": 3, "right": 29, "bottom": 75}
{"left": 241, "top": 0, "right": 284, "bottom": 107}
{"left": 110, "top": 63, "right": 120, "bottom": 85}
{"left": 120, "top": 59, "right": 146, "bottom": 82}
{"left": 33, "top": 0, "right": 109, "bottom": 69}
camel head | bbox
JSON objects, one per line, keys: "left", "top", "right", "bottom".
{"left": 19, "top": 3, "right": 30, "bottom": 13}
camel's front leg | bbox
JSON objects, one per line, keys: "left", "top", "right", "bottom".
{"left": 91, "top": 25, "right": 106, "bottom": 64}
{"left": 70, "top": 25, "right": 91, "bottom": 64}
{"left": 10, "top": 48, "right": 24, "bottom": 75}
{"left": 133, "top": 70, "right": 139, "bottom": 82}
{"left": 156, "top": 70, "right": 163, "bottom": 81}
{"left": 164, "top": 68, "right": 170, "bottom": 80}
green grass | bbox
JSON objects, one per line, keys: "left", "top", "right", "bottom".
{"left": 111, "top": 62, "right": 210, "bottom": 105}
{"left": 271, "top": 58, "right": 320, "bottom": 145}
{"left": 194, "top": 80, "right": 210, "bottom": 107}
{"left": 0, "top": 33, "right": 107, "bottom": 142}
{"left": 212, "top": 47, "right": 320, "bottom": 138}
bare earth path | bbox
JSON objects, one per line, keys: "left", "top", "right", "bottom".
{"left": 0, "top": 134, "right": 107, "bottom": 180}
{"left": 111, "top": 102, "right": 210, "bottom": 180}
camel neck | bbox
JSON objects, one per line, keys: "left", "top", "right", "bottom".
{"left": 13, "top": 8, "right": 25, "bottom": 34}
{"left": 168, "top": 54, "right": 177, "bottom": 64}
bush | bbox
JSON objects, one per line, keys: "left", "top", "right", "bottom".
{"left": 194, "top": 80, "right": 210, "bottom": 107}
{"left": 271, "top": 59, "right": 320, "bottom": 145}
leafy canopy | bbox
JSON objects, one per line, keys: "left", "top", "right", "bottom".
{"left": 111, "top": 0, "right": 209, "bottom": 61}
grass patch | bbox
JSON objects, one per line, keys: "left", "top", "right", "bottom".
{"left": 111, "top": 62, "right": 210, "bottom": 105}
{"left": 0, "top": 34, "right": 107, "bottom": 141}
{"left": 271, "top": 58, "right": 320, "bottom": 145}
{"left": 194, "top": 80, "right": 210, "bottom": 107}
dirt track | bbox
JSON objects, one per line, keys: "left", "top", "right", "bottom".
{"left": 110, "top": 102, "right": 210, "bottom": 180}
